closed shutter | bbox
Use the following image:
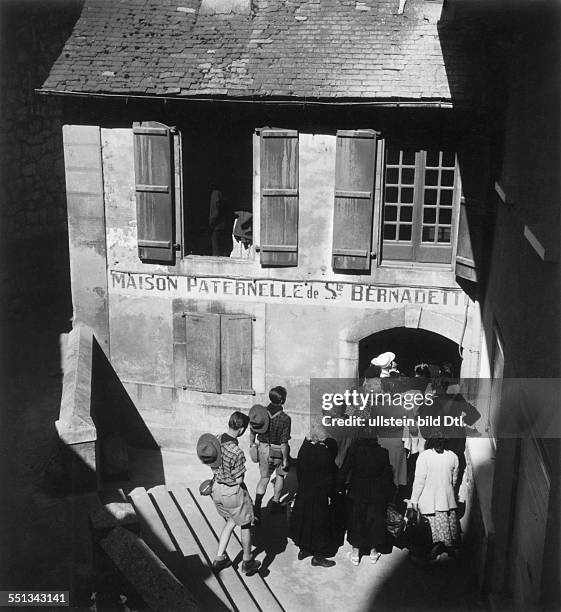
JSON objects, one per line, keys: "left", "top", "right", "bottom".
{"left": 455, "top": 197, "right": 484, "bottom": 282}
{"left": 332, "top": 130, "right": 378, "bottom": 271}
{"left": 133, "top": 121, "right": 175, "bottom": 263}
{"left": 184, "top": 313, "right": 221, "bottom": 392}
{"left": 221, "top": 314, "right": 253, "bottom": 394}
{"left": 260, "top": 129, "right": 299, "bottom": 266}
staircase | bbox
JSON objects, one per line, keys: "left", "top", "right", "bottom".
{"left": 128, "top": 485, "right": 285, "bottom": 612}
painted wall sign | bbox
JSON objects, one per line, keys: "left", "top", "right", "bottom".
{"left": 109, "top": 270, "right": 467, "bottom": 309}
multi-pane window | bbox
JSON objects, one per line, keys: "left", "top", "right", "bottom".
{"left": 382, "top": 146, "right": 460, "bottom": 263}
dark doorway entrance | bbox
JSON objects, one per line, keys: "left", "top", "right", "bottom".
{"left": 359, "top": 327, "right": 461, "bottom": 379}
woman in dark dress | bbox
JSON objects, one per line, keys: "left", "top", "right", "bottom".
{"left": 338, "top": 432, "right": 394, "bottom": 565}
{"left": 289, "top": 423, "right": 339, "bottom": 568}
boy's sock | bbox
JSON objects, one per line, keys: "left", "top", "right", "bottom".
{"left": 254, "top": 493, "right": 264, "bottom": 516}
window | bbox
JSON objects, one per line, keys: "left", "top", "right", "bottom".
{"left": 183, "top": 125, "right": 253, "bottom": 258}
{"left": 133, "top": 121, "right": 254, "bottom": 262}
{"left": 184, "top": 312, "right": 253, "bottom": 394}
{"left": 382, "top": 146, "right": 460, "bottom": 264}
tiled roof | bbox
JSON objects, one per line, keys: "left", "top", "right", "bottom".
{"left": 41, "top": 0, "right": 476, "bottom": 102}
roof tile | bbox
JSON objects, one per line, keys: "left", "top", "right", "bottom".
{"left": 41, "top": 0, "right": 478, "bottom": 102}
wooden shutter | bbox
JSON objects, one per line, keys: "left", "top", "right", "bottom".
{"left": 184, "top": 313, "right": 221, "bottom": 392}
{"left": 455, "top": 197, "right": 485, "bottom": 282}
{"left": 332, "top": 130, "right": 378, "bottom": 270}
{"left": 133, "top": 121, "right": 175, "bottom": 263}
{"left": 260, "top": 129, "right": 299, "bottom": 266}
{"left": 221, "top": 314, "right": 253, "bottom": 394}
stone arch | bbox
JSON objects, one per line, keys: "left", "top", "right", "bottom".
{"left": 338, "top": 306, "right": 477, "bottom": 379}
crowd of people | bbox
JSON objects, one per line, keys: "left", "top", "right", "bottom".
{"left": 196, "top": 354, "right": 481, "bottom": 574}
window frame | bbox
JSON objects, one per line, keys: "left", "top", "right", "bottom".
{"left": 380, "top": 144, "right": 462, "bottom": 266}
{"left": 174, "top": 126, "right": 256, "bottom": 263}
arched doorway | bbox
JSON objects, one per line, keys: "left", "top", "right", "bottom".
{"left": 359, "top": 327, "right": 462, "bottom": 379}
{"left": 337, "top": 306, "right": 478, "bottom": 380}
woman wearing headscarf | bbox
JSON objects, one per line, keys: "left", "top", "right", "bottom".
{"left": 408, "top": 432, "right": 460, "bottom": 560}
{"left": 337, "top": 428, "right": 394, "bottom": 565}
{"left": 289, "top": 422, "right": 339, "bottom": 567}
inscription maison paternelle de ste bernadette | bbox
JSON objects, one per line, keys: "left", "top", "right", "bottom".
{"left": 109, "top": 271, "right": 466, "bottom": 309}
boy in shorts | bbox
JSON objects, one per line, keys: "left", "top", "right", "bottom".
{"left": 249, "top": 387, "right": 291, "bottom": 524}
{"left": 197, "top": 411, "right": 261, "bottom": 574}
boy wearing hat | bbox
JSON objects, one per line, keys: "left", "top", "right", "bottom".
{"left": 197, "top": 411, "right": 261, "bottom": 575}
{"left": 249, "top": 387, "right": 291, "bottom": 524}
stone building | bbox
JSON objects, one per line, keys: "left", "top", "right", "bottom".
{"left": 0, "top": 0, "right": 83, "bottom": 316}
{"left": 37, "top": 0, "right": 560, "bottom": 609}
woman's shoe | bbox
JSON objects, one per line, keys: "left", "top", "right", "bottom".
{"left": 311, "top": 556, "right": 336, "bottom": 568}
{"left": 297, "top": 550, "right": 312, "bottom": 561}
{"left": 347, "top": 550, "right": 360, "bottom": 566}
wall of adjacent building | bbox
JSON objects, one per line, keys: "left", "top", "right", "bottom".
{"left": 475, "top": 7, "right": 561, "bottom": 610}
{"left": 0, "top": 1, "right": 83, "bottom": 319}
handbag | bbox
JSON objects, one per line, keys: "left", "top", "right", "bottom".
{"left": 404, "top": 508, "right": 432, "bottom": 552}
{"left": 386, "top": 503, "right": 406, "bottom": 538}
{"left": 269, "top": 443, "right": 283, "bottom": 461}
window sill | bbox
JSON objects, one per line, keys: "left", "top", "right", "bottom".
{"left": 181, "top": 254, "right": 256, "bottom": 264}
{"left": 378, "top": 260, "right": 454, "bottom": 271}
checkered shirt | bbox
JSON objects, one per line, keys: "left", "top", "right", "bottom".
{"left": 257, "top": 405, "right": 291, "bottom": 445}
{"left": 213, "top": 434, "right": 246, "bottom": 486}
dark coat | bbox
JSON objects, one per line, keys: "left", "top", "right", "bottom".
{"left": 338, "top": 438, "right": 394, "bottom": 551}
{"left": 288, "top": 438, "right": 338, "bottom": 557}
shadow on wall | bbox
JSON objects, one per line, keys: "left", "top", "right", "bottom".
{"left": 91, "top": 337, "right": 160, "bottom": 474}
{"left": 44, "top": 326, "right": 163, "bottom": 495}
{"left": 438, "top": 5, "right": 497, "bottom": 303}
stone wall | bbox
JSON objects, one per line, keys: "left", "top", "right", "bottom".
{"left": 0, "top": 0, "right": 83, "bottom": 317}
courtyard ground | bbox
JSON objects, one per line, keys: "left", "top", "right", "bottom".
{"left": 0, "top": 303, "right": 483, "bottom": 611}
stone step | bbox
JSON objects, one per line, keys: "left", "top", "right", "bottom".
{"left": 129, "top": 486, "right": 230, "bottom": 612}
{"left": 148, "top": 485, "right": 234, "bottom": 611}
{"left": 169, "top": 486, "right": 260, "bottom": 612}
{"left": 191, "top": 488, "right": 285, "bottom": 612}
{"left": 99, "top": 525, "right": 199, "bottom": 612}
{"left": 128, "top": 487, "right": 177, "bottom": 561}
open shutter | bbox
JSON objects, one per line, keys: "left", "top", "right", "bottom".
{"left": 332, "top": 130, "right": 378, "bottom": 270}
{"left": 133, "top": 121, "right": 175, "bottom": 263}
{"left": 221, "top": 314, "right": 253, "bottom": 394}
{"left": 260, "top": 129, "right": 298, "bottom": 266}
{"left": 185, "top": 313, "right": 221, "bottom": 392}
{"left": 455, "top": 197, "right": 485, "bottom": 282}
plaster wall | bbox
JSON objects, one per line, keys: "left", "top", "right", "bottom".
{"left": 89, "top": 127, "right": 483, "bottom": 447}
